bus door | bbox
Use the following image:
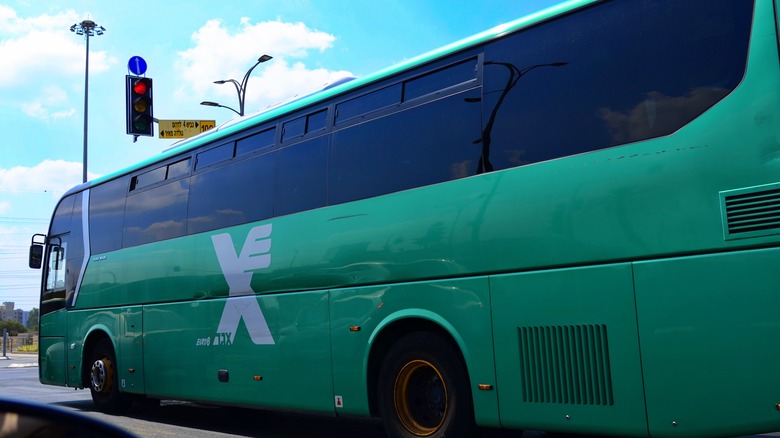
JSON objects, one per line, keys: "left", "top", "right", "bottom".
{"left": 39, "top": 232, "right": 70, "bottom": 385}
{"left": 37, "top": 192, "right": 86, "bottom": 387}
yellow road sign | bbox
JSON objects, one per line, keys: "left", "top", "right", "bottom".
{"left": 158, "top": 119, "right": 216, "bottom": 139}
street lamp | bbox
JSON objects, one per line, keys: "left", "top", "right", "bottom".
{"left": 70, "top": 19, "right": 105, "bottom": 184}
{"left": 199, "top": 100, "right": 241, "bottom": 116}
{"left": 201, "top": 54, "right": 272, "bottom": 116}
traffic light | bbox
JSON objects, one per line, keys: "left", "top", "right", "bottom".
{"left": 126, "top": 75, "right": 154, "bottom": 136}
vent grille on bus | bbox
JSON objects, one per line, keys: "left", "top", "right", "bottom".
{"left": 518, "top": 324, "right": 614, "bottom": 406}
{"left": 721, "top": 183, "right": 780, "bottom": 240}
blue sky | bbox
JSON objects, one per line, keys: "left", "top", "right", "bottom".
{"left": 0, "top": 0, "right": 561, "bottom": 310}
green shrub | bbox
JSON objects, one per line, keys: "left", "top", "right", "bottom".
{"left": 17, "top": 345, "right": 38, "bottom": 353}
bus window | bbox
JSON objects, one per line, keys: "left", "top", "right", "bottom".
{"left": 90, "top": 178, "right": 128, "bottom": 254}
{"left": 124, "top": 180, "right": 189, "bottom": 247}
{"left": 196, "top": 143, "right": 233, "bottom": 171}
{"left": 481, "top": 0, "right": 752, "bottom": 171}
{"left": 236, "top": 127, "right": 276, "bottom": 156}
{"left": 282, "top": 116, "right": 306, "bottom": 142}
{"left": 41, "top": 235, "right": 68, "bottom": 315}
{"left": 329, "top": 88, "right": 481, "bottom": 205}
{"left": 167, "top": 158, "right": 191, "bottom": 179}
{"left": 45, "top": 239, "right": 67, "bottom": 292}
{"left": 403, "top": 57, "right": 477, "bottom": 101}
{"left": 130, "top": 166, "right": 166, "bottom": 191}
{"left": 306, "top": 109, "right": 327, "bottom": 134}
{"left": 275, "top": 137, "right": 327, "bottom": 216}
{"left": 188, "top": 151, "right": 275, "bottom": 234}
{"left": 335, "top": 84, "right": 401, "bottom": 125}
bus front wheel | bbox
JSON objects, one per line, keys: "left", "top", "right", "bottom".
{"left": 377, "top": 332, "right": 476, "bottom": 438}
{"left": 88, "top": 338, "right": 131, "bottom": 414}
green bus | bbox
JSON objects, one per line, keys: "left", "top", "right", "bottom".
{"left": 29, "top": 0, "right": 780, "bottom": 436}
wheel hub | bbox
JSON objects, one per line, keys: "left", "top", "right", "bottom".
{"left": 91, "top": 357, "right": 113, "bottom": 393}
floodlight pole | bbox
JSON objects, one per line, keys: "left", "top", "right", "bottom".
{"left": 70, "top": 19, "right": 105, "bottom": 183}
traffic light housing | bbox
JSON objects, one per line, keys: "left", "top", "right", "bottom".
{"left": 126, "top": 75, "right": 154, "bottom": 136}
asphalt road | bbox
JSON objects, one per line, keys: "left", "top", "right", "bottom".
{"left": 2, "top": 354, "right": 779, "bottom": 438}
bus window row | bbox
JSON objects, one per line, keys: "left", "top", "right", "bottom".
{"left": 85, "top": 0, "right": 751, "bottom": 254}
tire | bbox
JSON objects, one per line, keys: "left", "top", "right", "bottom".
{"left": 88, "top": 338, "right": 131, "bottom": 414}
{"left": 378, "top": 332, "right": 476, "bottom": 438}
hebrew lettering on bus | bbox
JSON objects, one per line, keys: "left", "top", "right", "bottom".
{"left": 207, "top": 224, "right": 275, "bottom": 346}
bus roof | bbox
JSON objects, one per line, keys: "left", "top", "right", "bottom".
{"left": 85, "top": 0, "right": 592, "bottom": 190}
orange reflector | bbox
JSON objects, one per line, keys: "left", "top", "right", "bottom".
{"left": 254, "top": 376, "right": 263, "bottom": 381}
{"left": 349, "top": 326, "right": 361, "bottom": 332}
{"left": 478, "top": 384, "right": 493, "bottom": 391}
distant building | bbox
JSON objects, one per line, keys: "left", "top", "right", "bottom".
{"left": 0, "top": 302, "right": 14, "bottom": 321}
{"left": 0, "top": 302, "right": 27, "bottom": 326}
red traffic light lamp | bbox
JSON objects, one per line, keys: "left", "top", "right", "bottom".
{"left": 126, "top": 76, "right": 154, "bottom": 136}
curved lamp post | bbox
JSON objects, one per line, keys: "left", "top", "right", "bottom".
{"left": 70, "top": 19, "right": 105, "bottom": 184}
{"left": 201, "top": 54, "right": 272, "bottom": 116}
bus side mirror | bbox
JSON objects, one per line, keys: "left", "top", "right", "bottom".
{"left": 29, "top": 233, "right": 46, "bottom": 269}
{"left": 29, "top": 244, "right": 44, "bottom": 269}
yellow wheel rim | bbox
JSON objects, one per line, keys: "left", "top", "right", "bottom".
{"left": 393, "top": 360, "right": 447, "bottom": 436}
{"left": 91, "top": 357, "right": 113, "bottom": 394}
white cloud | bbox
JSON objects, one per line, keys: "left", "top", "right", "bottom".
{"left": 0, "top": 7, "right": 114, "bottom": 87}
{"left": 0, "top": 5, "right": 115, "bottom": 126}
{"left": 21, "top": 86, "right": 77, "bottom": 120}
{"left": 0, "top": 159, "right": 89, "bottom": 199}
{"left": 176, "top": 18, "right": 353, "bottom": 110}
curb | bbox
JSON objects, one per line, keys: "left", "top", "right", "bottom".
{"left": 7, "top": 363, "right": 38, "bottom": 368}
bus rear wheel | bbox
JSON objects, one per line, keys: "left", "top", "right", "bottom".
{"left": 378, "top": 332, "right": 476, "bottom": 438}
{"left": 88, "top": 338, "right": 131, "bottom": 414}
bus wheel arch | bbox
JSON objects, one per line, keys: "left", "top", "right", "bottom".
{"left": 81, "top": 331, "right": 109, "bottom": 389}
{"left": 82, "top": 334, "right": 131, "bottom": 414}
{"left": 368, "top": 318, "right": 476, "bottom": 437}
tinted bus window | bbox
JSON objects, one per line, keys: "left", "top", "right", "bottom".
{"left": 167, "top": 158, "right": 191, "bottom": 179}
{"left": 89, "top": 178, "right": 128, "bottom": 254}
{"left": 68, "top": 192, "right": 84, "bottom": 260}
{"left": 481, "top": 0, "right": 752, "bottom": 171}
{"left": 330, "top": 89, "right": 482, "bottom": 205}
{"left": 335, "top": 84, "right": 401, "bottom": 125}
{"left": 131, "top": 166, "right": 166, "bottom": 191}
{"left": 282, "top": 116, "right": 306, "bottom": 142}
{"left": 49, "top": 195, "right": 74, "bottom": 236}
{"left": 196, "top": 143, "right": 233, "bottom": 171}
{"left": 124, "top": 179, "right": 189, "bottom": 247}
{"left": 188, "top": 152, "right": 276, "bottom": 234}
{"left": 306, "top": 109, "right": 328, "bottom": 133}
{"left": 236, "top": 127, "right": 276, "bottom": 156}
{"left": 404, "top": 58, "right": 477, "bottom": 101}
{"left": 275, "top": 137, "right": 327, "bottom": 216}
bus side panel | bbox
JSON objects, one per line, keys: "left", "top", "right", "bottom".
{"left": 39, "top": 309, "right": 67, "bottom": 386}
{"left": 634, "top": 248, "right": 780, "bottom": 438}
{"left": 491, "top": 264, "right": 648, "bottom": 437}
{"left": 142, "top": 290, "right": 333, "bottom": 413}
{"left": 330, "top": 277, "right": 499, "bottom": 425}
{"left": 118, "top": 306, "right": 144, "bottom": 394}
